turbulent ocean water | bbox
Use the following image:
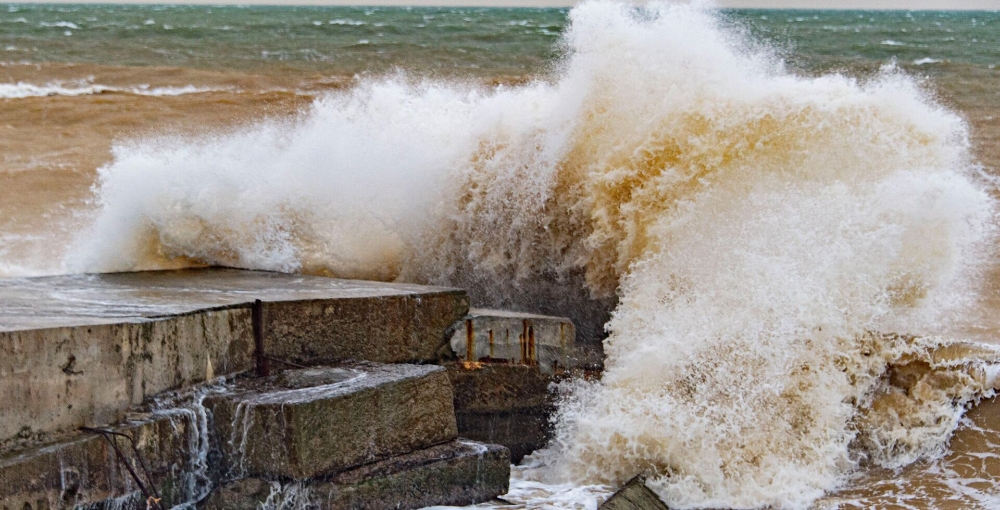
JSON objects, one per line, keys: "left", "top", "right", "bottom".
{"left": 3, "top": 2, "right": 1000, "bottom": 509}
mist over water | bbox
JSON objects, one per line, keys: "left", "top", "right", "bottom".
{"left": 43, "top": 1, "right": 1000, "bottom": 508}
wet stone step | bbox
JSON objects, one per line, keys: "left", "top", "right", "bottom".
{"left": 206, "top": 363, "right": 458, "bottom": 480}
{"left": 202, "top": 440, "right": 511, "bottom": 510}
{"left": 0, "top": 410, "right": 206, "bottom": 510}
{"left": 449, "top": 308, "right": 599, "bottom": 375}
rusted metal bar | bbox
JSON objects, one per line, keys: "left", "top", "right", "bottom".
{"left": 252, "top": 299, "right": 270, "bottom": 377}
{"left": 80, "top": 427, "right": 165, "bottom": 510}
{"left": 465, "top": 319, "right": 475, "bottom": 363}
{"left": 266, "top": 355, "right": 307, "bottom": 369}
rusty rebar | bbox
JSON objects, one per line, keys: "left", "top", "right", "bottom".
{"left": 80, "top": 427, "right": 165, "bottom": 510}
{"left": 252, "top": 299, "right": 270, "bottom": 377}
{"left": 266, "top": 355, "right": 307, "bottom": 369}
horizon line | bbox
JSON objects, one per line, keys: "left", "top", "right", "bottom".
{"left": 2, "top": 0, "right": 999, "bottom": 11}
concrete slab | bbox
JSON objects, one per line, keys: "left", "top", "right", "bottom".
{"left": 206, "top": 363, "right": 458, "bottom": 480}
{"left": 0, "top": 269, "right": 467, "bottom": 452}
{"left": 0, "top": 269, "right": 462, "bottom": 332}
{"left": 449, "top": 308, "right": 599, "bottom": 375}
{"left": 202, "top": 440, "right": 510, "bottom": 510}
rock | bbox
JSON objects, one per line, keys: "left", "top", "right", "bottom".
{"left": 205, "top": 363, "right": 458, "bottom": 480}
{"left": 449, "top": 309, "right": 599, "bottom": 375}
{"left": 0, "top": 268, "right": 467, "bottom": 451}
{"left": 0, "top": 411, "right": 205, "bottom": 509}
{"left": 445, "top": 362, "right": 554, "bottom": 462}
{"left": 599, "top": 476, "right": 671, "bottom": 510}
{"left": 202, "top": 440, "right": 511, "bottom": 510}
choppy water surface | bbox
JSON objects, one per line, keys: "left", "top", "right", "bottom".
{"left": 2, "top": 3, "right": 1000, "bottom": 509}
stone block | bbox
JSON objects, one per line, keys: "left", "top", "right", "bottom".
{"left": 455, "top": 409, "right": 550, "bottom": 463}
{"left": 202, "top": 440, "right": 510, "bottom": 510}
{"left": 445, "top": 363, "right": 554, "bottom": 462}
{"left": 263, "top": 287, "right": 468, "bottom": 366}
{"left": 599, "top": 476, "right": 671, "bottom": 510}
{"left": 447, "top": 362, "right": 552, "bottom": 412}
{"left": 206, "top": 363, "right": 458, "bottom": 480}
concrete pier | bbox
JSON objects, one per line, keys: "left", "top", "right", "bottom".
{"left": 0, "top": 268, "right": 467, "bottom": 452}
{"left": 0, "top": 268, "right": 586, "bottom": 509}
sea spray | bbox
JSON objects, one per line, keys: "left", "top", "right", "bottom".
{"left": 66, "top": 1, "right": 1000, "bottom": 507}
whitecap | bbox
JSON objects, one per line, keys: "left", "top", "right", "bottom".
{"left": 40, "top": 21, "right": 79, "bottom": 29}
{"left": 0, "top": 81, "right": 232, "bottom": 99}
{"left": 328, "top": 18, "right": 365, "bottom": 26}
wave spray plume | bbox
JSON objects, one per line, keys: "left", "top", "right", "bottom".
{"left": 68, "top": 2, "right": 999, "bottom": 508}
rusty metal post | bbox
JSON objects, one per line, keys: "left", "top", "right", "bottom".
{"left": 252, "top": 299, "right": 270, "bottom": 377}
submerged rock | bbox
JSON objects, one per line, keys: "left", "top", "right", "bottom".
{"left": 599, "top": 477, "right": 670, "bottom": 510}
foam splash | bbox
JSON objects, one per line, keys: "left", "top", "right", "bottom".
{"left": 66, "top": 2, "right": 999, "bottom": 508}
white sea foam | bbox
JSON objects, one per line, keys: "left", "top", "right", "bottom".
{"left": 914, "top": 57, "right": 943, "bottom": 65}
{"left": 64, "top": 2, "right": 999, "bottom": 508}
{"left": 329, "top": 18, "right": 366, "bottom": 25}
{"left": 0, "top": 81, "right": 233, "bottom": 99}
{"left": 39, "top": 21, "right": 79, "bottom": 29}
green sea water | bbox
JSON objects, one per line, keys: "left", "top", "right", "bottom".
{"left": 0, "top": 4, "right": 997, "bottom": 77}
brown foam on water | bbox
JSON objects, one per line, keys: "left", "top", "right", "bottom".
{"left": 818, "top": 396, "right": 1000, "bottom": 509}
{"left": 815, "top": 362, "right": 1000, "bottom": 510}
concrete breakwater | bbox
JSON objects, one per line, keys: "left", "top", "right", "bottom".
{"left": 0, "top": 268, "right": 596, "bottom": 509}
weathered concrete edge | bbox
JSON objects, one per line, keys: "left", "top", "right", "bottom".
{"left": 0, "top": 308, "right": 254, "bottom": 452}
{"left": 264, "top": 289, "right": 469, "bottom": 365}
{"left": 0, "top": 268, "right": 468, "bottom": 334}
